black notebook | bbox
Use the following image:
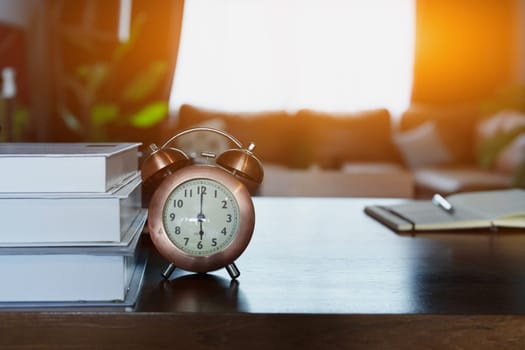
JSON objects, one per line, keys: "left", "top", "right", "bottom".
{"left": 364, "top": 189, "right": 525, "bottom": 232}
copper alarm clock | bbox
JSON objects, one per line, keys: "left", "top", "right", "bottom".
{"left": 141, "top": 127, "right": 263, "bottom": 280}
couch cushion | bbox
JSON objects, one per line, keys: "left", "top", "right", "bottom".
{"left": 259, "top": 163, "right": 413, "bottom": 198}
{"left": 495, "top": 134, "right": 525, "bottom": 175}
{"left": 394, "top": 121, "right": 453, "bottom": 169}
{"left": 413, "top": 166, "right": 513, "bottom": 198}
{"left": 398, "top": 103, "right": 481, "bottom": 164}
{"left": 176, "top": 104, "right": 295, "bottom": 165}
{"left": 296, "top": 108, "right": 401, "bottom": 168}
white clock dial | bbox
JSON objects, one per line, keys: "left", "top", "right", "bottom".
{"left": 162, "top": 178, "right": 240, "bottom": 256}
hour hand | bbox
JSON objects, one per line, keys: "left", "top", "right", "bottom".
{"left": 199, "top": 221, "right": 204, "bottom": 240}
{"left": 197, "top": 210, "right": 205, "bottom": 240}
{"left": 197, "top": 189, "right": 205, "bottom": 239}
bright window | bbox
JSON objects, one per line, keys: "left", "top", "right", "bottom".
{"left": 169, "top": 0, "right": 415, "bottom": 116}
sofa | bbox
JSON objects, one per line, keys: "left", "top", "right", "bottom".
{"left": 397, "top": 104, "right": 525, "bottom": 197}
{"left": 162, "top": 103, "right": 524, "bottom": 199}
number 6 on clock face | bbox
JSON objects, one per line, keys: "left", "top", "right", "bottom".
{"left": 147, "top": 165, "right": 255, "bottom": 274}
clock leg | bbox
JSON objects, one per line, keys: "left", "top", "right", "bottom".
{"left": 225, "top": 262, "right": 240, "bottom": 280}
{"left": 161, "top": 263, "right": 176, "bottom": 280}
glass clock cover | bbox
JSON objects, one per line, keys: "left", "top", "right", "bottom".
{"left": 162, "top": 178, "right": 241, "bottom": 256}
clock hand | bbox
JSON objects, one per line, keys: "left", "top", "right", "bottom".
{"left": 200, "top": 188, "right": 204, "bottom": 216}
{"left": 198, "top": 188, "right": 205, "bottom": 240}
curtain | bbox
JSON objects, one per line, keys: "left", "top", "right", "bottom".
{"left": 411, "top": 0, "right": 519, "bottom": 105}
{"left": 169, "top": 0, "right": 415, "bottom": 116}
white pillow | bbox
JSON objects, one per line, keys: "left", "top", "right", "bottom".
{"left": 477, "top": 110, "right": 525, "bottom": 140}
{"left": 495, "top": 134, "right": 525, "bottom": 174}
{"left": 394, "top": 121, "right": 452, "bottom": 169}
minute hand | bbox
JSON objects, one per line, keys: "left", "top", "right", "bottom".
{"left": 200, "top": 190, "right": 204, "bottom": 216}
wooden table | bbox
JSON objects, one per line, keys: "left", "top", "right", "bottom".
{"left": 2, "top": 197, "right": 525, "bottom": 349}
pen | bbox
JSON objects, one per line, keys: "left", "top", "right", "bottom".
{"left": 432, "top": 193, "right": 454, "bottom": 214}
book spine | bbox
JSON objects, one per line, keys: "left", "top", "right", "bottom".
{"left": 364, "top": 205, "right": 415, "bottom": 231}
{"left": 106, "top": 147, "right": 140, "bottom": 192}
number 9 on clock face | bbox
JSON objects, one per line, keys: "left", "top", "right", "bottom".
{"left": 162, "top": 179, "right": 240, "bottom": 256}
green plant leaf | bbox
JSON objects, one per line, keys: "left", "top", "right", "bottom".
{"left": 61, "top": 30, "right": 96, "bottom": 54}
{"left": 513, "top": 160, "right": 525, "bottom": 188}
{"left": 91, "top": 103, "right": 119, "bottom": 126}
{"left": 129, "top": 101, "right": 168, "bottom": 128}
{"left": 13, "top": 106, "right": 28, "bottom": 139}
{"left": 121, "top": 61, "right": 168, "bottom": 102}
{"left": 75, "top": 65, "right": 91, "bottom": 80}
{"left": 59, "top": 106, "right": 82, "bottom": 133}
{"left": 86, "top": 63, "right": 110, "bottom": 99}
{"left": 71, "top": 63, "right": 110, "bottom": 104}
{"left": 476, "top": 126, "right": 525, "bottom": 168}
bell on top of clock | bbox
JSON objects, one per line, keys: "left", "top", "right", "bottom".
{"left": 141, "top": 144, "right": 191, "bottom": 207}
{"left": 216, "top": 143, "right": 264, "bottom": 194}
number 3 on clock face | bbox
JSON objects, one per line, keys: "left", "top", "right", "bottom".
{"left": 162, "top": 179, "right": 240, "bottom": 256}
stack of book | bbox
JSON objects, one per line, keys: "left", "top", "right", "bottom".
{"left": 0, "top": 143, "right": 147, "bottom": 307}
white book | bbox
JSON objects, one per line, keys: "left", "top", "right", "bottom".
{"left": 0, "top": 142, "right": 141, "bottom": 193}
{"left": 0, "top": 212, "right": 146, "bottom": 303}
{"left": 365, "top": 189, "right": 525, "bottom": 232}
{"left": 0, "top": 176, "right": 142, "bottom": 244}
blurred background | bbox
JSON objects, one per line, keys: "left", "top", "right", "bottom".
{"left": 1, "top": 0, "right": 524, "bottom": 196}
{"left": 1, "top": 0, "right": 523, "bottom": 142}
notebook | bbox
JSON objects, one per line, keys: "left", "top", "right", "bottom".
{"left": 364, "top": 189, "right": 525, "bottom": 232}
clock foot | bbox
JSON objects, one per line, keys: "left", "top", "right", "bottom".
{"left": 161, "top": 263, "right": 176, "bottom": 279}
{"left": 225, "top": 262, "right": 240, "bottom": 280}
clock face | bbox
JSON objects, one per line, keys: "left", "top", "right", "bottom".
{"left": 162, "top": 178, "right": 240, "bottom": 256}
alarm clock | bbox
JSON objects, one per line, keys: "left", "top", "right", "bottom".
{"left": 141, "top": 127, "right": 264, "bottom": 280}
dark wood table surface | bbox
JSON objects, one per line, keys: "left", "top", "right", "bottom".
{"left": 2, "top": 197, "right": 525, "bottom": 349}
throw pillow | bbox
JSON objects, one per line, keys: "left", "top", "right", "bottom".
{"left": 475, "top": 110, "right": 525, "bottom": 169}
{"left": 398, "top": 103, "right": 481, "bottom": 164}
{"left": 394, "top": 121, "right": 452, "bottom": 169}
{"left": 296, "top": 108, "right": 401, "bottom": 169}
{"left": 494, "top": 133, "right": 525, "bottom": 174}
